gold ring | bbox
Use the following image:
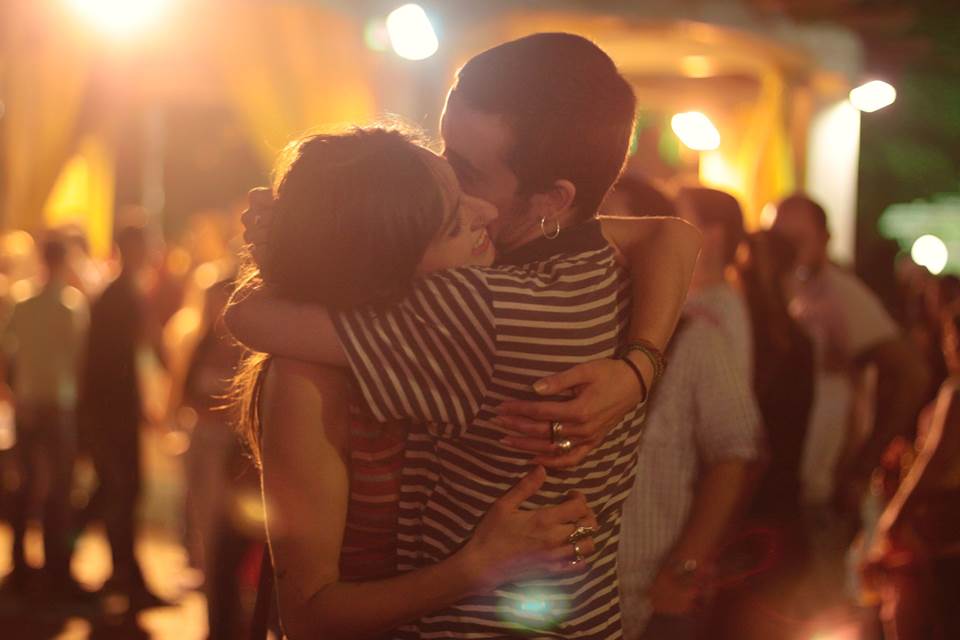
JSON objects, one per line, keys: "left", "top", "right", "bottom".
{"left": 550, "top": 421, "right": 563, "bottom": 443}
{"left": 567, "top": 525, "right": 596, "bottom": 544}
{"left": 556, "top": 439, "right": 573, "bottom": 453}
{"left": 571, "top": 541, "right": 585, "bottom": 562}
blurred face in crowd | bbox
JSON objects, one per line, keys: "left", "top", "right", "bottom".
{"left": 415, "top": 150, "right": 498, "bottom": 274}
{"left": 440, "top": 92, "right": 536, "bottom": 253}
{"left": 770, "top": 202, "right": 829, "bottom": 275}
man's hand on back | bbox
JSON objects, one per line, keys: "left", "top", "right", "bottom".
{"left": 494, "top": 358, "right": 646, "bottom": 468}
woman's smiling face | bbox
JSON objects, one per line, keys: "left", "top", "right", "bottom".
{"left": 415, "top": 150, "right": 498, "bottom": 276}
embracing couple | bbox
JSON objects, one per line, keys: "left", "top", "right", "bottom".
{"left": 226, "top": 33, "right": 701, "bottom": 639}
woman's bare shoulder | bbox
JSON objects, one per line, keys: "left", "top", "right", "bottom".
{"left": 261, "top": 358, "right": 355, "bottom": 450}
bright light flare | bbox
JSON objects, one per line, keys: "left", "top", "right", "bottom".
{"left": 911, "top": 234, "right": 949, "bottom": 275}
{"left": 65, "top": 0, "right": 170, "bottom": 37}
{"left": 671, "top": 111, "right": 721, "bottom": 151}
{"left": 386, "top": 4, "right": 439, "bottom": 61}
{"left": 849, "top": 80, "right": 896, "bottom": 113}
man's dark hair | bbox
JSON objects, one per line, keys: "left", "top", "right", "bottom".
{"left": 42, "top": 236, "right": 68, "bottom": 271}
{"left": 777, "top": 193, "right": 829, "bottom": 233}
{"left": 678, "top": 187, "right": 745, "bottom": 265}
{"left": 451, "top": 32, "right": 637, "bottom": 220}
{"left": 610, "top": 175, "right": 676, "bottom": 218}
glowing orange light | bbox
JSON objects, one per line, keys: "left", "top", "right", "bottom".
{"left": 65, "top": 0, "right": 171, "bottom": 37}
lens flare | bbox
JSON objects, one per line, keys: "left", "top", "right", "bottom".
{"left": 671, "top": 111, "right": 721, "bottom": 151}
{"left": 386, "top": 4, "right": 439, "bottom": 61}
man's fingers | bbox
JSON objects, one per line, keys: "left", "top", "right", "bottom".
{"left": 494, "top": 415, "right": 550, "bottom": 438}
{"left": 532, "top": 442, "right": 593, "bottom": 469}
{"left": 497, "top": 465, "right": 545, "bottom": 510}
{"left": 531, "top": 364, "right": 593, "bottom": 396}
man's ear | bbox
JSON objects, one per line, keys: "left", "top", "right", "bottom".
{"left": 528, "top": 179, "right": 577, "bottom": 220}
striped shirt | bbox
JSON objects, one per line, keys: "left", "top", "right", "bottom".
{"left": 331, "top": 221, "right": 645, "bottom": 638}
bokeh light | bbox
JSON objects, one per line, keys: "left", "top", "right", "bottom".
{"left": 671, "top": 111, "right": 721, "bottom": 151}
{"left": 911, "top": 234, "right": 949, "bottom": 274}
{"left": 65, "top": 0, "right": 171, "bottom": 37}
{"left": 386, "top": 4, "right": 439, "bottom": 61}
{"left": 849, "top": 80, "right": 897, "bottom": 113}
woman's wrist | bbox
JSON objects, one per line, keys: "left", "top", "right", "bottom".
{"left": 450, "top": 542, "right": 499, "bottom": 595}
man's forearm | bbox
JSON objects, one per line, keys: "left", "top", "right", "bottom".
{"left": 667, "top": 460, "right": 751, "bottom": 567}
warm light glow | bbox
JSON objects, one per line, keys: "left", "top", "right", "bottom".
{"left": 680, "top": 55, "right": 714, "bottom": 78}
{"left": 65, "top": 0, "right": 170, "bottom": 37}
{"left": 911, "top": 234, "right": 949, "bottom": 275}
{"left": 671, "top": 112, "right": 721, "bottom": 151}
{"left": 849, "top": 80, "right": 896, "bottom": 113}
{"left": 386, "top": 4, "right": 438, "bottom": 61}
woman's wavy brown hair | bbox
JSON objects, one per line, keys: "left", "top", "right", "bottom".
{"left": 230, "top": 126, "right": 449, "bottom": 466}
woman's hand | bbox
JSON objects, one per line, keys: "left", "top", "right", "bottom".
{"left": 461, "top": 466, "right": 599, "bottom": 592}
{"left": 494, "top": 358, "right": 644, "bottom": 468}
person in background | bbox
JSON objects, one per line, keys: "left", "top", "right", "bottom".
{"left": 0, "top": 235, "right": 89, "bottom": 600}
{"left": 770, "top": 194, "right": 930, "bottom": 511}
{"left": 616, "top": 182, "right": 761, "bottom": 640}
{"left": 180, "top": 275, "right": 250, "bottom": 638}
{"left": 858, "top": 318, "right": 960, "bottom": 640}
{"left": 709, "top": 230, "right": 816, "bottom": 639}
{"left": 674, "top": 187, "right": 753, "bottom": 382}
{"left": 603, "top": 175, "right": 677, "bottom": 218}
{"left": 78, "top": 224, "right": 168, "bottom": 610}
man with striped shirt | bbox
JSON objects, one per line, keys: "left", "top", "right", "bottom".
{"left": 231, "top": 34, "right": 700, "bottom": 637}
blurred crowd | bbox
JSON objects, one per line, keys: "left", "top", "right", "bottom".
{"left": 0, "top": 182, "right": 957, "bottom": 640}
{"left": 0, "top": 210, "right": 264, "bottom": 637}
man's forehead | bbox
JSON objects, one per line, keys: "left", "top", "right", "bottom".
{"left": 440, "top": 94, "right": 511, "bottom": 168}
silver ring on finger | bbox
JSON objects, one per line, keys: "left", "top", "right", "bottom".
{"left": 556, "top": 438, "right": 573, "bottom": 453}
{"left": 550, "top": 421, "right": 563, "bottom": 443}
{"left": 567, "top": 525, "right": 596, "bottom": 544}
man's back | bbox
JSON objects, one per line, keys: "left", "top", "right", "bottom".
{"left": 2, "top": 283, "right": 88, "bottom": 409}
{"left": 82, "top": 275, "right": 142, "bottom": 421}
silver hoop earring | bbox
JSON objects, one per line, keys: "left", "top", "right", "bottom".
{"left": 540, "top": 216, "right": 560, "bottom": 240}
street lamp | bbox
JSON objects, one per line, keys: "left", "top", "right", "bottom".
{"left": 849, "top": 80, "right": 897, "bottom": 113}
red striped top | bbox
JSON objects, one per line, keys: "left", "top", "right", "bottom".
{"left": 338, "top": 408, "right": 406, "bottom": 582}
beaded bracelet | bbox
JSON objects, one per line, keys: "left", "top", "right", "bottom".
{"left": 615, "top": 340, "right": 666, "bottom": 386}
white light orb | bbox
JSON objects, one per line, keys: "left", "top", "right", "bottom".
{"left": 911, "top": 234, "right": 948, "bottom": 275}
{"left": 849, "top": 80, "right": 897, "bottom": 113}
{"left": 671, "top": 111, "right": 721, "bottom": 151}
{"left": 386, "top": 4, "right": 439, "bottom": 61}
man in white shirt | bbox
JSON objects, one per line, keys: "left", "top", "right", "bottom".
{"left": 618, "top": 185, "right": 761, "bottom": 639}
{"left": 771, "top": 194, "right": 930, "bottom": 509}
{"left": 1, "top": 236, "right": 88, "bottom": 597}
